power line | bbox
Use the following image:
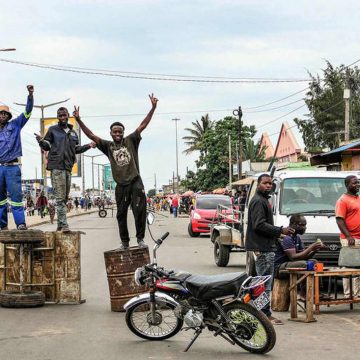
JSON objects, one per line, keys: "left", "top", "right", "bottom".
{"left": 245, "top": 98, "right": 305, "bottom": 114}
{"left": 0, "top": 58, "right": 310, "bottom": 84}
{"left": 244, "top": 87, "right": 308, "bottom": 110}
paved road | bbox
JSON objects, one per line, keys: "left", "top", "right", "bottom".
{"left": 0, "top": 213, "right": 359, "bottom": 360}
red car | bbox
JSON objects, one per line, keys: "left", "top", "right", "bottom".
{"left": 188, "top": 194, "right": 233, "bottom": 237}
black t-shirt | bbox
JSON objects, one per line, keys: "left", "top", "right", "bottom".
{"left": 97, "top": 131, "right": 141, "bottom": 186}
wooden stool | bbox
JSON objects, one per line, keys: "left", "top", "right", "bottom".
{"left": 271, "top": 278, "right": 290, "bottom": 311}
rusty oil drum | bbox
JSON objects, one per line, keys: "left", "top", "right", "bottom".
{"left": 104, "top": 246, "right": 150, "bottom": 312}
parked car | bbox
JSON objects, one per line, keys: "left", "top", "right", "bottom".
{"left": 188, "top": 194, "right": 232, "bottom": 237}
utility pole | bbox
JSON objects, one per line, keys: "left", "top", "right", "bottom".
{"left": 172, "top": 171, "right": 175, "bottom": 194}
{"left": 172, "top": 118, "right": 180, "bottom": 192}
{"left": 14, "top": 98, "right": 70, "bottom": 191}
{"left": 84, "top": 154, "right": 104, "bottom": 194}
{"left": 344, "top": 87, "right": 351, "bottom": 143}
{"left": 228, "top": 134, "right": 232, "bottom": 188}
{"left": 233, "top": 107, "right": 243, "bottom": 179}
{"left": 154, "top": 173, "right": 157, "bottom": 194}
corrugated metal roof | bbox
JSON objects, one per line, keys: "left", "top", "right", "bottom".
{"left": 319, "top": 140, "right": 360, "bottom": 156}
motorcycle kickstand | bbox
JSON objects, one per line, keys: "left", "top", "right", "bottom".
{"left": 183, "top": 327, "right": 202, "bottom": 352}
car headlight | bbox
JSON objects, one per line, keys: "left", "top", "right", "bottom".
{"left": 134, "top": 267, "right": 145, "bottom": 286}
{"left": 193, "top": 212, "right": 201, "bottom": 220}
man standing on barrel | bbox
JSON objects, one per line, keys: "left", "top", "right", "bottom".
{"left": 73, "top": 94, "right": 158, "bottom": 250}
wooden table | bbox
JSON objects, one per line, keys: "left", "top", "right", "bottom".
{"left": 288, "top": 268, "right": 360, "bottom": 323}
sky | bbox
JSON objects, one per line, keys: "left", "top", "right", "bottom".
{"left": 1, "top": 0, "right": 359, "bottom": 192}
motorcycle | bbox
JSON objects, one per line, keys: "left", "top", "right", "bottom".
{"left": 124, "top": 214, "right": 276, "bottom": 354}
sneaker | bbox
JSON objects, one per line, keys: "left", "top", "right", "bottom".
{"left": 56, "top": 226, "right": 62, "bottom": 231}
{"left": 62, "top": 225, "right": 71, "bottom": 233}
{"left": 119, "top": 243, "right": 129, "bottom": 250}
{"left": 17, "top": 224, "right": 27, "bottom": 230}
{"left": 137, "top": 240, "right": 148, "bottom": 248}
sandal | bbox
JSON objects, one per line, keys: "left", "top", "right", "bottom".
{"left": 268, "top": 316, "right": 284, "bottom": 325}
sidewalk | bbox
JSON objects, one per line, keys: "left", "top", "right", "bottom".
{"left": 5, "top": 208, "right": 100, "bottom": 230}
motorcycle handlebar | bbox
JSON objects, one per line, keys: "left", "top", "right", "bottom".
{"left": 156, "top": 232, "right": 169, "bottom": 245}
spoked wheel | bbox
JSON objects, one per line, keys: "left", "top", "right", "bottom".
{"left": 125, "top": 300, "right": 183, "bottom": 340}
{"left": 223, "top": 302, "right": 276, "bottom": 354}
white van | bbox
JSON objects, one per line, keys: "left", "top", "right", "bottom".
{"left": 244, "top": 170, "right": 360, "bottom": 275}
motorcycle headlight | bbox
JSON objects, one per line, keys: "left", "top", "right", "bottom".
{"left": 134, "top": 267, "right": 144, "bottom": 286}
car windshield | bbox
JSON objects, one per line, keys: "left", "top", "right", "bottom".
{"left": 280, "top": 177, "right": 345, "bottom": 215}
{"left": 196, "top": 197, "right": 231, "bottom": 210}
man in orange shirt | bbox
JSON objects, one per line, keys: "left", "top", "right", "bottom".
{"left": 335, "top": 175, "right": 360, "bottom": 297}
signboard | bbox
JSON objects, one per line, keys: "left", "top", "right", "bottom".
{"left": 40, "top": 117, "right": 81, "bottom": 177}
{"left": 103, "top": 164, "right": 116, "bottom": 190}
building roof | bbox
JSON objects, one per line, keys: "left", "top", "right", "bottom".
{"left": 311, "top": 140, "right": 360, "bottom": 166}
{"left": 274, "top": 121, "right": 301, "bottom": 159}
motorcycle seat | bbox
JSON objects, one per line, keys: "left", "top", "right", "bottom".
{"left": 185, "top": 272, "right": 248, "bottom": 301}
{"left": 168, "top": 270, "right": 192, "bottom": 282}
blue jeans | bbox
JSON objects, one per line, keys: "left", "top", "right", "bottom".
{"left": 173, "top": 206, "right": 178, "bottom": 218}
{"left": 255, "top": 252, "right": 275, "bottom": 317}
{"left": 0, "top": 165, "right": 25, "bottom": 228}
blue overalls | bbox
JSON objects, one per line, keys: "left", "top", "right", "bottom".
{"left": 0, "top": 97, "right": 33, "bottom": 229}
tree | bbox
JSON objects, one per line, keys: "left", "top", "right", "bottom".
{"left": 182, "top": 114, "right": 214, "bottom": 155}
{"left": 243, "top": 138, "right": 266, "bottom": 162}
{"left": 147, "top": 189, "right": 156, "bottom": 197}
{"left": 183, "top": 116, "right": 257, "bottom": 191}
{"left": 294, "top": 61, "right": 360, "bottom": 150}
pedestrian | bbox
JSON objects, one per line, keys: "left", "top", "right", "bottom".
{"left": 245, "top": 173, "right": 295, "bottom": 325}
{"left": 274, "top": 214, "right": 327, "bottom": 301}
{"left": 74, "top": 197, "right": 79, "bottom": 212}
{"left": 73, "top": 94, "right": 158, "bottom": 249}
{"left": 36, "top": 191, "right": 48, "bottom": 218}
{"left": 335, "top": 175, "right": 360, "bottom": 298}
{"left": 0, "top": 85, "right": 34, "bottom": 230}
{"left": 35, "top": 107, "right": 96, "bottom": 232}
{"left": 26, "top": 196, "right": 35, "bottom": 216}
{"left": 172, "top": 196, "right": 179, "bottom": 218}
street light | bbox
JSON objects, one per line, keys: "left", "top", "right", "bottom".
{"left": 172, "top": 118, "right": 180, "bottom": 192}
{"left": 84, "top": 154, "right": 105, "bottom": 193}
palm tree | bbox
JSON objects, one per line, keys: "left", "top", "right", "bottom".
{"left": 243, "top": 138, "right": 267, "bottom": 162}
{"left": 182, "top": 114, "right": 214, "bottom": 155}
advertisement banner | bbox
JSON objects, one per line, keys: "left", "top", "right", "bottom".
{"left": 103, "top": 164, "right": 116, "bottom": 190}
{"left": 40, "top": 117, "right": 81, "bottom": 177}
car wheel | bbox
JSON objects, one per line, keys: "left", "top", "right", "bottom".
{"left": 246, "top": 251, "right": 256, "bottom": 276}
{"left": 188, "top": 223, "right": 200, "bottom": 237}
{"left": 214, "top": 236, "right": 230, "bottom": 267}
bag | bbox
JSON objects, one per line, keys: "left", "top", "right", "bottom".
{"left": 338, "top": 247, "right": 360, "bottom": 268}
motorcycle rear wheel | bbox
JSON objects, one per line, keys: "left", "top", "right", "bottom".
{"left": 223, "top": 302, "right": 276, "bottom": 354}
{"left": 126, "top": 299, "right": 183, "bottom": 341}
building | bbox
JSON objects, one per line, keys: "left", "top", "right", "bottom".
{"left": 258, "top": 132, "right": 275, "bottom": 160}
{"left": 311, "top": 139, "right": 360, "bottom": 171}
{"left": 273, "top": 121, "right": 302, "bottom": 163}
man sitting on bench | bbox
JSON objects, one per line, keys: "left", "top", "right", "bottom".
{"left": 274, "top": 214, "right": 325, "bottom": 300}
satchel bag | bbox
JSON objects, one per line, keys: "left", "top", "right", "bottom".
{"left": 338, "top": 246, "right": 360, "bottom": 268}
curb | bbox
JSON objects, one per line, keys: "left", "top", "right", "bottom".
{"left": 27, "top": 209, "right": 100, "bottom": 228}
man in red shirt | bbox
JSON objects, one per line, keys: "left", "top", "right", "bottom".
{"left": 171, "top": 197, "right": 179, "bottom": 218}
{"left": 335, "top": 175, "right": 360, "bottom": 297}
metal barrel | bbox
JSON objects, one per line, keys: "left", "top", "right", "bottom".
{"left": 104, "top": 247, "right": 150, "bottom": 312}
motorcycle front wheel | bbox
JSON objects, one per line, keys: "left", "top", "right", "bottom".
{"left": 125, "top": 299, "right": 183, "bottom": 341}
{"left": 223, "top": 302, "right": 276, "bottom": 354}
